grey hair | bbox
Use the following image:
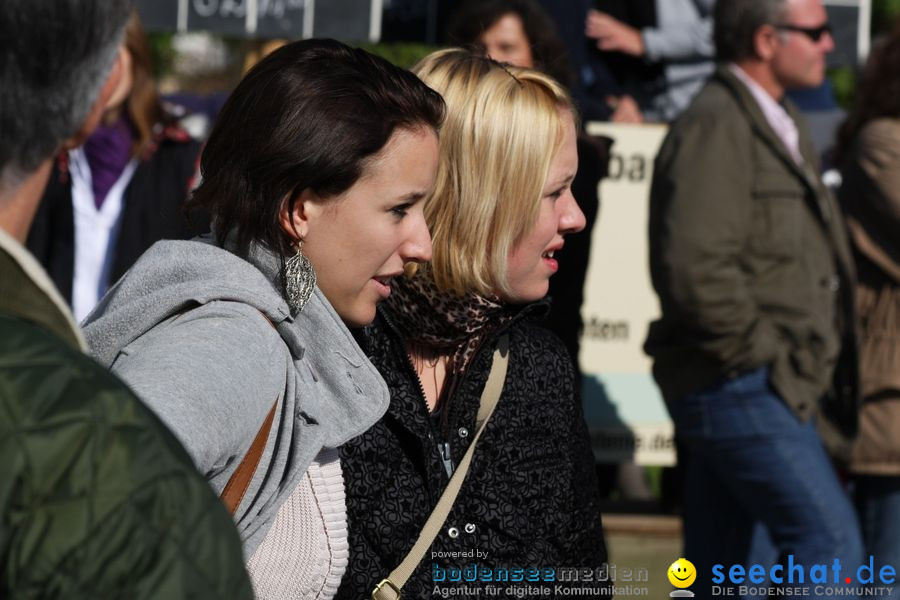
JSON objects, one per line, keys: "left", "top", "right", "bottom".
{"left": 0, "top": 0, "right": 132, "bottom": 192}
{"left": 714, "top": 0, "right": 789, "bottom": 62}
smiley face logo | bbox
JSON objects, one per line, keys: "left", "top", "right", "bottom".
{"left": 668, "top": 558, "right": 696, "bottom": 588}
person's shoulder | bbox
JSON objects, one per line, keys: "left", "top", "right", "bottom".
{"left": 509, "top": 320, "right": 575, "bottom": 371}
{"left": 858, "top": 118, "right": 900, "bottom": 152}
{"left": 140, "top": 112, "right": 202, "bottom": 168}
{"left": 1, "top": 312, "right": 111, "bottom": 390}
{"left": 848, "top": 118, "right": 900, "bottom": 196}
{"left": 0, "top": 315, "right": 254, "bottom": 597}
{"left": 660, "top": 77, "right": 752, "bottom": 163}
{"left": 0, "top": 236, "right": 83, "bottom": 349}
{"left": 152, "top": 108, "right": 201, "bottom": 149}
{"left": 0, "top": 313, "right": 200, "bottom": 488}
{"left": 1, "top": 313, "right": 169, "bottom": 430}
{"left": 110, "top": 299, "right": 287, "bottom": 400}
{"left": 674, "top": 77, "right": 743, "bottom": 131}
{"left": 147, "top": 300, "right": 284, "bottom": 353}
{"left": 498, "top": 321, "right": 578, "bottom": 411}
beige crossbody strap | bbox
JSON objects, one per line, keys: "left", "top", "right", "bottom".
{"left": 372, "top": 334, "right": 510, "bottom": 600}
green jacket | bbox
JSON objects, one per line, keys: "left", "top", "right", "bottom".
{"left": 0, "top": 230, "right": 253, "bottom": 598}
{"left": 645, "top": 66, "right": 859, "bottom": 455}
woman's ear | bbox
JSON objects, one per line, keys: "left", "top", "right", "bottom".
{"left": 278, "top": 188, "right": 317, "bottom": 242}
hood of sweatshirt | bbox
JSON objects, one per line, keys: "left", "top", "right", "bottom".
{"left": 82, "top": 233, "right": 389, "bottom": 447}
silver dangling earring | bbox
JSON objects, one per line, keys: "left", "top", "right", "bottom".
{"left": 284, "top": 239, "right": 316, "bottom": 314}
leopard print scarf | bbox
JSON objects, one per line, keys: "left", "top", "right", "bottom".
{"left": 385, "top": 267, "right": 515, "bottom": 402}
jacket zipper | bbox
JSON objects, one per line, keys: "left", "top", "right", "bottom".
{"left": 376, "top": 304, "right": 541, "bottom": 482}
{"left": 380, "top": 309, "right": 456, "bottom": 484}
{"left": 399, "top": 349, "right": 456, "bottom": 478}
{"left": 439, "top": 441, "right": 454, "bottom": 478}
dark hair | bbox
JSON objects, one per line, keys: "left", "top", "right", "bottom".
{"left": 0, "top": 0, "right": 131, "bottom": 188}
{"left": 714, "top": 0, "right": 787, "bottom": 62}
{"left": 835, "top": 23, "right": 900, "bottom": 164}
{"left": 190, "top": 39, "right": 445, "bottom": 256}
{"left": 446, "top": 0, "right": 573, "bottom": 88}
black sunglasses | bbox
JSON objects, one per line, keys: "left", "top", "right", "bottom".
{"left": 775, "top": 22, "right": 832, "bottom": 42}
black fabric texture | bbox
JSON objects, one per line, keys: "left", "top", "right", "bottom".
{"left": 336, "top": 304, "right": 608, "bottom": 599}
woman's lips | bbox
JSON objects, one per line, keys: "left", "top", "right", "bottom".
{"left": 542, "top": 249, "right": 559, "bottom": 272}
{"left": 372, "top": 276, "right": 393, "bottom": 298}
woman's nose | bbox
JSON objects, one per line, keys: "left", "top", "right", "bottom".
{"left": 401, "top": 213, "right": 433, "bottom": 263}
{"left": 559, "top": 191, "right": 586, "bottom": 235}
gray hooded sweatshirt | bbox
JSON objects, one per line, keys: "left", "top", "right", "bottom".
{"left": 82, "top": 235, "right": 390, "bottom": 557}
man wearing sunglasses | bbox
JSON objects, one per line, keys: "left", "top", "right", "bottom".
{"left": 646, "top": 0, "right": 863, "bottom": 598}
{"left": 778, "top": 21, "right": 833, "bottom": 42}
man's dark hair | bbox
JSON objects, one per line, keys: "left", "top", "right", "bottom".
{"left": 190, "top": 38, "right": 446, "bottom": 255}
{"left": 714, "top": 0, "right": 788, "bottom": 62}
{"left": 446, "top": 0, "right": 573, "bottom": 88}
{"left": 0, "top": 0, "right": 132, "bottom": 190}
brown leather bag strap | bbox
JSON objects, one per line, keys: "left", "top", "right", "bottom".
{"left": 220, "top": 309, "right": 281, "bottom": 515}
{"left": 221, "top": 399, "right": 278, "bottom": 515}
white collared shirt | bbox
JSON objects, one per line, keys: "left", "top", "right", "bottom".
{"left": 69, "top": 148, "right": 138, "bottom": 322}
{"left": 728, "top": 63, "right": 804, "bottom": 165}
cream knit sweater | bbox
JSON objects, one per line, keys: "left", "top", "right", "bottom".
{"left": 247, "top": 448, "right": 348, "bottom": 599}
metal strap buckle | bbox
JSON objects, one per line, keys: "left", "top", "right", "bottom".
{"left": 372, "top": 578, "right": 402, "bottom": 600}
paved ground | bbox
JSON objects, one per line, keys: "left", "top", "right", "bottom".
{"left": 604, "top": 514, "right": 683, "bottom": 598}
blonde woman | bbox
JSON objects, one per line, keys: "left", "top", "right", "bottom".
{"left": 336, "top": 50, "right": 607, "bottom": 599}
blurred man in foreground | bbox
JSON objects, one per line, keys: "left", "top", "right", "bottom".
{"left": 0, "top": 1, "right": 252, "bottom": 596}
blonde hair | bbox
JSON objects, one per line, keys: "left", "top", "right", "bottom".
{"left": 411, "top": 48, "right": 575, "bottom": 297}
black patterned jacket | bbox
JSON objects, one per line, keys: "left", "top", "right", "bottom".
{"left": 336, "top": 304, "right": 608, "bottom": 599}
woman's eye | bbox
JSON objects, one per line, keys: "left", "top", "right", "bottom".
{"left": 390, "top": 204, "right": 411, "bottom": 218}
{"left": 546, "top": 188, "right": 565, "bottom": 200}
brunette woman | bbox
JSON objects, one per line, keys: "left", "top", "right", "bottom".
{"left": 82, "top": 39, "right": 443, "bottom": 599}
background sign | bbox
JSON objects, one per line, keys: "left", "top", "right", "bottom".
{"left": 825, "top": 0, "right": 872, "bottom": 66}
{"left": 136, "top": 0, "right": 382, "bottom": 41}
{"left": 580, "top": 122, "right": 673, "bottom": 466}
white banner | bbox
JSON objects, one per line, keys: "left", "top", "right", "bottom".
{"left": 580, "top": 122, "right": 673, "bottom": 466}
